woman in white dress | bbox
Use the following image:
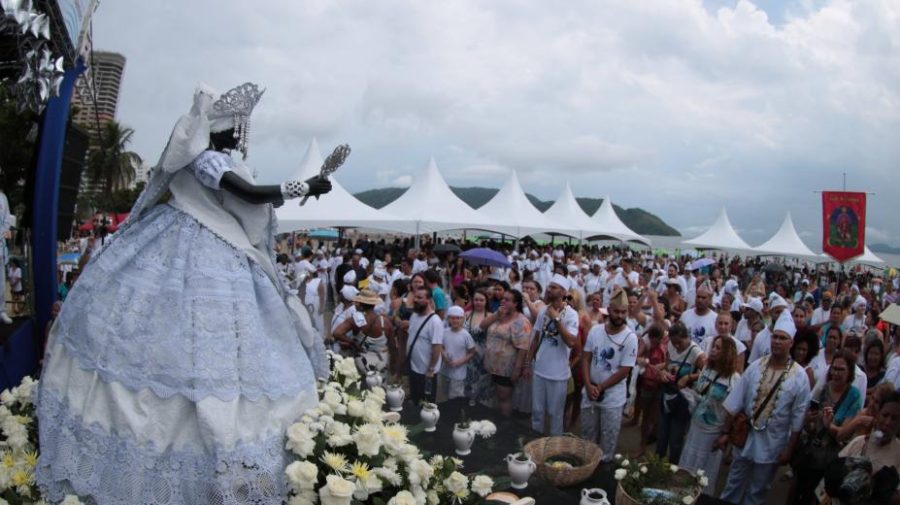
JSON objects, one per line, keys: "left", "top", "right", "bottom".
{"left": 36, "top": 83, "right": 343, "bottom": 504}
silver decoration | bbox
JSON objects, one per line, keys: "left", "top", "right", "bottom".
{"left": 210, "top": 82, "right": 264, "bottom": 160}
{"left": 299, "top": 144, "right": 351, "bottom": 206}
{"left": 1, "top": 0, "right": 66, "bottom": 113}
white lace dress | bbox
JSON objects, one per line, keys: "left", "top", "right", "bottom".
{"left": 36, "top": 151, "right": 324, "bottom": 504}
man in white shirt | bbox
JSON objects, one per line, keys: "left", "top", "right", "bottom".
{"left": 681, "top": 287, "right": 717, "bottom": 347}
{"left": 406, "top": 286, "right": 444, "bottom": 404}
{"left": 526, "top": 274, "right": 579, "bottom": 435}
{"left": 748, "top": 295, "right": 789, "bottom": 364}
{"left": 809, "top": 290, "right": 833, "bottom": 329}
{"left": 584, "top": 261, "right": 604, "bottom": 296}
{"left": 580, "top": 288, "right": 638, "bottom": 462}
{"left": 718, "top": 310, "right": 811, "bottom": 505}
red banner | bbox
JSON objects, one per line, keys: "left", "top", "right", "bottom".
{"left": 822, "top": 191, "right": 866, "bottom": 263}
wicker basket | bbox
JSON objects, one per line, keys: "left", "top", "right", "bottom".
{"left": 522, "top": 435, "right": 602, "bottom": 487}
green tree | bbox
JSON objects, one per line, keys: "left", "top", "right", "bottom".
{"left": 86, "top": 120, "right": 142, "bottom": 193}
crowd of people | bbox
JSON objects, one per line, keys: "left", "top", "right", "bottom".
{"left": 279, "top": 237, "right": 900, "bottom": 505}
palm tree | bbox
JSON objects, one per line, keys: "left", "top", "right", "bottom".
{"left": 86, "top": 121, "right": 142, "bottom": 193}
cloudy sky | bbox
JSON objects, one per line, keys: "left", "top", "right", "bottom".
{"left": 92, "top": 0, "right": 899, "bottom": 246}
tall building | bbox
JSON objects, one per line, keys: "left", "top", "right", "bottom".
{"left": 72, "top": 51, "right": 128, "bottom": 196}
{"left": 73, "top": 51, "right": 126, "bottom": 126}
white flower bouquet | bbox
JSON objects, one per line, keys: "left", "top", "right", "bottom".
{"left": 285, "top": 352, "right": 495, "bottom": 505}
{"left": 612, "top": 453, "right": 701, "bottom": 505}
{"left": 0, "top": 376, "right": 82, "bottom": 505}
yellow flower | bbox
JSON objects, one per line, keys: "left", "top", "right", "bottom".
{"left": 11, "top": 468, "right": 33, "bottom": 487}
{"left": 350, "top": 461, "right": 371, "bottom": 482}
{"left": 1, "top": 451, "right": 14, "bottom": 469}
{"left": 321, "top": 451, "right": 349, "bottom": 474}
{"left": 23, "top": 450, "right": 38, "bottom": 468}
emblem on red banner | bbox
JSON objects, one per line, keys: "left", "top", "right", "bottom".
{"left": 822, "top": 191, "right": 866, "bottom": 263}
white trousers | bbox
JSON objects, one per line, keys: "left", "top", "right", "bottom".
{"left": 531, "top": 375, "right": 567, "bottom": 435}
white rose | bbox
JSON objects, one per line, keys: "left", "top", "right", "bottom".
{"left": 682, "top": 496, "right": 695, "bottom": 505}
{"left": 381, "top": 425, "right": 408, "bottom": 453}
{"left": 406, "top": 459, "right": 433, "bottom": 486}
{"left": 670, "top": 464, "right": 679, "bottom": 473}
{"left": 347, "top": 399, "right": 366, "bottom": 418}
{"left": 614, "top": 469, "right": 627, "bottom": 481}
{"left": 614, "top": 453, "right": 623, "bottom": 461}
{"left": 374, "top": 467, "right": 402, "bottom": 486}
{"left": 640, "top": 466, "right": 648, "bottom": 474}
{"left": 443, "top": 471, "right": 468, "bottom": 494}
{"left": 318, "top": 474, "right": 355, "bottom": 505}
{"left": 471, "top": 475, "right": 494, "bottom": 497}
{"left": 632, "top": 471, "right": 640, "bottom": 479}
{"left": 0, "top": 391, "right": 13, "bottom": 405}
{"left": 353, "top": 424, "right": 382, "bottom": 457}
{"left": 285, "top": 461, "right": 317, "bottom": 491}
{"left": 323, "top": 391, "right": 343, "bottom": 409}
{"left": 369, "top": 386, "right": 386, "bottom": 403}
{"left": 621, "top": 459, "right": 630, "bottom": 467}
{"left": 327, "top": 422, "right": 353, "bottom": 447}
{"left": 397, "top": 443, "right": 420, "bottom": 462}
{"left": 699, "top": 476, "right": 709, "bottom": 487}
{"left": 60, "top": 497, "right": 83, "bottom": 505}
{"left": 696, "top": 469, "right": 705, "bottom": 477}
{"left": 427, "top": 490, "right": 440, "bottom": 505}
{"left": 387, "top": 490, "right": 416, "bottom": 505}
{"left": 285, "top": 424, "right": 315, "bottom": 457}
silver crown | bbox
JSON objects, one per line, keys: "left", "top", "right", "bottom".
{"left": 211, "top": 82, "right": 265, "bottom": 159}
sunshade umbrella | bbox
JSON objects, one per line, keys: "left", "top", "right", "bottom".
{"left": 58, "top": 252, "right": 80, "bottom": 264}
{"left": 433, "top": 243, "right": 462, "bottom": 254}
{"left": 690, "top": 258, "right": 716, "bottom": 270}
{"left": 763, "top": 262, "right": 787, "bottom": 274}
{"left": 460, "top": 248, "right": 511, "bottom": 268}
{"left": 880, "top": 304, "right": 900, "bottom": 326}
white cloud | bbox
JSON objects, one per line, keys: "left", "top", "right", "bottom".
{"left": 390, "top": 175, "right": 413, "bottom": 188}
{"left": 93, "top": 0, "right": 900, "bottom": 240}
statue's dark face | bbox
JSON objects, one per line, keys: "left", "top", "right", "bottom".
{"left": 210, "top": 128, "right": 238, "bottom": 151}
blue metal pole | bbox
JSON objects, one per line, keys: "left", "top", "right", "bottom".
{"left": 32, "top": 58, "right": 86, "bottom": 339}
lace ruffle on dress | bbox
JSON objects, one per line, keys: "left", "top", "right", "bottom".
{"left": 36, "top": 154, "right": 321, "bottom": 505}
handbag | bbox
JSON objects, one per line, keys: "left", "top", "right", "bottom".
{"left": 730, "top": 365, "right": 789, "bottom": 448}
{"left": 662, "top": 345, "right": 695, "bottom": 413}
{"left": 792, "top": 387, "right": 851, "bottom": 473}
{"left": 402, "top": 313, "right": 436, "bottom": 375}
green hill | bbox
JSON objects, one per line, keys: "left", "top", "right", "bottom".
{"left": 352, "top": 186, "right": 680, "bottom": 236}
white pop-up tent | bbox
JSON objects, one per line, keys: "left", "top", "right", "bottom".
{"left": 276, "top": 139, "right": 406, "bottom": 233}
{"left": 820, "top": 246, "right": 887, "bottom": 267}
{"left": 588, "top": 196, "right": 651, "bottom": 245}
{"left": 476, "top": 170, "right": 575, "bottom": 238}
{"left": 753, "top": 213, "right": 820, "bottom": 260}
{"left": 380, "top": 157, "right": 495, "bottom": 235}
{"left": 682, "top": 207, "right": 752, "bottom": 252}
{"left": 543, "top": 183, "right": 605, "bottom": 240}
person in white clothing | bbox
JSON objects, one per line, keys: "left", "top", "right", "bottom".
{"left": 703, "top": 311, "right": 747, "bottom": 373}
{"left": 406, "top": 286, "right": 444, "bottom": 404}
{"left": 718, "top": 310, "right": 811, "bottom": 505}
{"left": 580, "top": 288, "right": 638, "bottom": 462}
{"left": 748, "top": 294, "right": 790, "bottom": 364}
{"left": 525, "top": 274, "right": 580, "bottom": 436}
{"left": 439, "top": 306, "right": 476, "bottom": 401}
{"left": 681, "top": 287, "right": 717, "bottom": 346}
{"left": 734, "top": 297, "right": 764, "bottom": 345}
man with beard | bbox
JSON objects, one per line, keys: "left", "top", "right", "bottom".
{"left": 581, "top": 288, "right": 638, "bottom": 462}
{"left": 406, "top": 286, "right": 444, "bottom": 404}
{"left": 525, "top": 274, "right": 580, "bottom": 435}
{"left": 681, "top": 286, "right": 718, "bottom": 347}
{"left": 748, "top": 294, "right": 789, "bottom": 364}
{"left": 717, "top": 310, "right": 810, "bottom": 505}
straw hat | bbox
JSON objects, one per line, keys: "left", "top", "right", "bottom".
{"left": 352, "top": 289, "right": 382, "bottom": 306}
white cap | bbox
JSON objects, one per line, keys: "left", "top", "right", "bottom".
{"left": 853, "top": 295, "right": 867, "bottom": 310}
{"left": 447, "top": 306, "right": 465, "bottom": 318}
{"left": 567, "top": 264, "right": 578, "bottom": 273}
{"left": 354, "top": 248, "right": 363, "bottom": 255}
{"left": 724, "top": 279, "right": 739, "bottom": 295}
{"left": 742, "top": 297, "right": 764, "bottom": 315}
{"left": 343, "top": 270, "right": 357, "bottom": 284}
{"left": 550, "top": 273, "right": 571, "bottom": 291}
{"left": 773, "top": 309, "right": 797, "bottom": 339}
{"left": 769, "top": 294, "right": 789, "bottom": 311}
{"left": 340, "top": 285, "right": 359, "bottom": 301}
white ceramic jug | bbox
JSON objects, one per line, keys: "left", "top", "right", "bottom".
{"left": 365, "top": 371, "right": 382, "bottom": 388}
{"left": 452, "top": 424, "right": 476, "bottom": 455}
{"left": 386, "top": 385, "right": 405, "bottom": 412}
{"left": 580, "top": 488, "right": 610, "bottom": 505}
{"left": 419, "top": 403, "right": 440, "bottom": 432}
{"left": 505, "top": 453, "right": 536, "bottom": 489}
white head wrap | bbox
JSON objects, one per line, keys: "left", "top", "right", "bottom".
{"left": 853, "top": 295, "right": 867, "bottom": 310}
{"left": 447, "top": 306, "right": 465, "bottom": 318}
{"left": 550, "top": 273, "right": 571, "bottom": 291}
{"left": 769, "top": 294, "right": 789, "bottom": 311}
{"left": 340, "top": 285, "right": 359, "bottom": 301}
{"left": 343, "top": 270, "right": 357, "bottom": 284}
{"left": 773, "top": 309, "right": 797, "bottom": 339}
